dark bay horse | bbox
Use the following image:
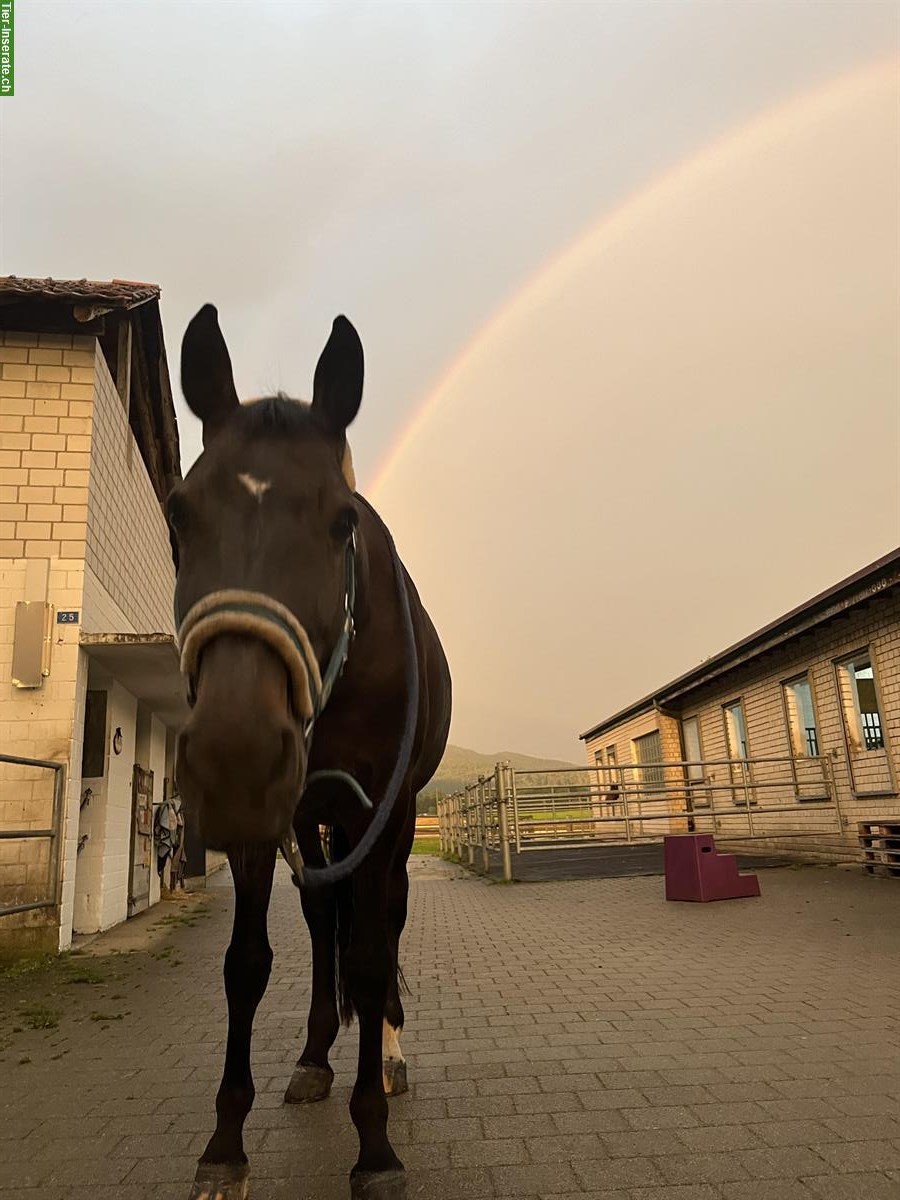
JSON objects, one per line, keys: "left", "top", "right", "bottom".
{"left": 170, "top": 306, "right": 451, "bottom": 1200}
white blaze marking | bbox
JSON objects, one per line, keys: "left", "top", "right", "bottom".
{"left": 383, "top": 1019, "right": 404, "bottom": 1062}
{"left": 238, "top": 473, "right": 271, "bottom": 500}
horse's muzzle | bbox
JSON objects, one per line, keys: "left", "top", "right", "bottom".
{"left": 175, "top": 715, "right": 305, "bottom": 849}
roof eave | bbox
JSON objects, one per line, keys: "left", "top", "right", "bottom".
{"left": 579, "top": 545, "right": 900, "bottom": 742}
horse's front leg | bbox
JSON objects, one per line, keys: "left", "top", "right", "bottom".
{"left": 285, "top": 822, "right": 339, "bottom": 1104}
{"left": 189, "top": 842, "right": 276, "bottom": 1200}
{"left": 383, "top": 841, "right": 413, "bottom": 1098}
{"left": 347, "top": 863, "right": 406, "bottom": 1199}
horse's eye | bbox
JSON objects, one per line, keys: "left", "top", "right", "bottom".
{"left": 331, "top": 507, "right": 358, "bottom": 541}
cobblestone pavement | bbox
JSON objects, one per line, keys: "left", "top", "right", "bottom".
{"left": 1, "top": 858, "right": 899, "bottom": 1200}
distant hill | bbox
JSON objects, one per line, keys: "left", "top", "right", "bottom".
{"left": 416, "top": 743, "right": 582, "bottom": 814}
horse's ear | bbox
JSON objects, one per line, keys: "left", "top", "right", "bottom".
{"left": 181, "top": 305, "right": 240, "bottom": 446}
{"left": 312, "top": 316, "right": 363, "bottom": 436}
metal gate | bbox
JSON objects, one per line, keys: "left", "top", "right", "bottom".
{"left": 128, "top": 764, "right": 153, "bottom": 916}
{"left": 0, "top": 753, "right": 65, "bottom": 917}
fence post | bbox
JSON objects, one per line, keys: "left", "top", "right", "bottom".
{"left": 465, "top": 785, "right": 475, "bottom": 866}
{"left": 822, "top": 755, "right": 843, "bottom": 833}
{"left": 495, "top": 762, "right": 513, "bottom": 882}
{"left": 741, "top": 760, "right": 755, "bottom": 837}
{"left": 478, "top": 777, "right": 490, "bottom": 874}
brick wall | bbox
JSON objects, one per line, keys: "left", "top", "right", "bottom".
{"left": 0, "top": 330, "right": 178, "bottom": 953}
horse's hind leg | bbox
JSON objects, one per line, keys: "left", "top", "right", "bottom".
{"left": 285, "top": 825, "right": 339, "bottom": 1104}
{"left": 383, "top": 858, "right": 411, "bottom": 1097}
{"left": 189, "top": 842, "right": 276, "bottom": 1200}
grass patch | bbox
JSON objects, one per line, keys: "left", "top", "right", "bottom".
{"left": 0, "top": 953, "right": 55, "bottom": 982}
{"left": 412, "top": 837, "right": 441, "bottom": 856}
{"left": 61, "top": 962, "right": 105, "bottom": 986}
{"left": 20, "top": 1005, "right": 60, "bottom": 1031}
{"left": 154, "top": 913, "right": 201, "bottom": 928}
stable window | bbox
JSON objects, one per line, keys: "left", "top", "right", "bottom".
{"left": 682, "top": 717, "right": 703, "bottom": 777}
{"left": 681, "top": 715, "right": 709, "bottom": 809}
{"left": 605, "top": 745, "right": 620, "bottom": 794}
{"left": 724, "top": 700, "right": 749, "bottom": 759}
{"left": 836, "top": 654, "right": 885, "bottom": 752}
{"left": 633, "top": 730, "right": 664, "bottom": 789}
{"left": 783, "top": 676, "right": 820, "bottom": 757}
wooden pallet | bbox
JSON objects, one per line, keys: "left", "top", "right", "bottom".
{"left": 858, "top": 821, "right": 900, "bottom": 878}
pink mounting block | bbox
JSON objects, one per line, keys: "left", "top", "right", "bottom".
{"left": 664, "top": 834, "right": 761, "bottom": 902}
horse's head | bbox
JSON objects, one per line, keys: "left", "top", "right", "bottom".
{"left": 170, "top": 306, "right": 363, "bottom": 849}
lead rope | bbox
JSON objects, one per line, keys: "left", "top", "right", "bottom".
{"left": 282, "top": 497, "right": 419, "bottom": 889}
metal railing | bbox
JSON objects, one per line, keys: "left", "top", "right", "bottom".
{"left": 437, "top": 756, "right": 841, "bottom": 880}
{"left": 0, "top": 753, "right": 66, "bottom": 917}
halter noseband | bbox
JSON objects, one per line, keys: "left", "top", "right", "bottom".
{"left": 176, "top": 530, "right": 357, "bottom": 734}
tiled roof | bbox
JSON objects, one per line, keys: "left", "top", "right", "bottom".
{"left": 0, "top": 275, "right": 159, "bottom": 308}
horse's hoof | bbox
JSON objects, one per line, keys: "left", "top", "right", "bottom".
{"left": 284, "top": 1061, "right": 334, "bottom": 1104}
{"left": 350, "top": 1168, "right": 407, "bottom": 1200}
{"left": 382, "top": 1058, "right": 408, "bottom": 1097}
{"left": 188, "top": 1161, "right": 249, "bottom": 1200}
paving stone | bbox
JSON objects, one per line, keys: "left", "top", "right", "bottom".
{"left": 737, "top": 1145, "right": 831, "bottom": 1179}
{"left": 824, "top": 1115, "right": 900, "bottom": 1142}
{"left": 524, "top": 1133, "right": 606, "bottom": 1163}
{"left": 630, "top": 1188, "right": 723, "bottom": 1200}
{"left": 809, "top": 1139, "right": 900, "bottom": 1173}
{"left": 551, "top": 1109, "right": 631, "bottom": 1135}
{"left": 572, "top": 1155, "right": 665, "bottom": 1190}
{"left": 490, "top": 1162, "right": 579, "bottom": 1194}
{"left": 722, "top": 1184, "right": 817, "bottom": 1200}
{"left": 542, "top": 1193, "right": 632, "bottom": 1200}
{"left": 655, "top": 1150, "right": 751, "bottom": 1184}
{"left": 450, "top": 1138, "right": 528, "bottom": 1167}
{"left": 623, "top": 1105, "right": 698, "bottom": 1130}
{"left": 802, "top": 1174, "right": 900, "bottom": 1199}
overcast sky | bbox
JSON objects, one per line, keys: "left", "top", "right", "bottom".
{"left": 2, "top": 2, "right": 898, "bottom": 760}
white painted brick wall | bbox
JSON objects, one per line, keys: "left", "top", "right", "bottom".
{"left": 85, "top": 352, "right": 175, "bottom": 636}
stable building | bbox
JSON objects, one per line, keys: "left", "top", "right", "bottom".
{"left": 0, "top": 276, "right": 206, "bottom": 955}
{"left": 579, "top": 548, "right": 900, "bottom": 864}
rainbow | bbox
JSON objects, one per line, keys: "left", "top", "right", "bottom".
{"left": 367, "top": 55, "right": 898, "bottom": 500}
